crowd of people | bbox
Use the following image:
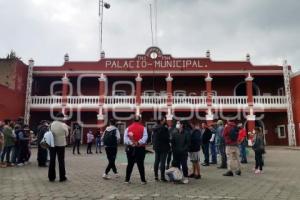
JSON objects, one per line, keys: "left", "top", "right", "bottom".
{"left": 0, "top": 114, "right": 266, "bottom": 184}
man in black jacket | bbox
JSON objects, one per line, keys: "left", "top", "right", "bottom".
{"left": 201, "top": 122, "right": 212, "bottom": 166}
{"left": 189, "top": 122, "right": 202, "bottom": 179}
{"left": 152, "top": 117, "right": 170, "bottom": 182}
{"left": 37, "top": 120, "right": 49, "bottom": 167}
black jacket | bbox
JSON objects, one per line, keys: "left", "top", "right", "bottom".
{"left": 201, "top": 128, "right": 212, "bottom": 145}
{"left": 152, "top": 124, "right": 170, "bottom": 152}
{"left": 189, "top": 129, "right": 202, "bottom": 152}
{"left": 171, "top": 128, "right": 191, "bottom": 154}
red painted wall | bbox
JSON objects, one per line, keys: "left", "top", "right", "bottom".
{"left": 0, "top": 60, "right": 28, "bottom": 121}
{"left": 291, "top": 74, "right": 300, "bottom": 146}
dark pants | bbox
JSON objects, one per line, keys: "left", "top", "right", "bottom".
{"left": 172, "top": 151, "right": 188, "bottom": 177}
{"left": 166, "top": 151, "right": 172, "bottom": 169}
{"left": 48, "top": 146, "right": 66, "bottom": 181}
{"left": 18, "top": 142, "right": 29, "bottom": 164}
{"left": 239, "top": 143, "right": 247, "bottom": 163}
{"left": 37, "top": 145, "right": 48, "bottom": 166}
{"left": 1, "top": 145, "right": 13, "bottom": 163}
{"left": 11, "top": 145, "right": 20, "bottom": 164}
{"left": 154, "top": 151, "right": 168, "bottom": 179}
{"left": 73, "top": 139, "right": 81, "bottom": 154}
{"left": 105, "top": 147, "right": 118, "bottom": 174}
{"left": 87, "top": 142, "right": 92, "bottom": 154}
{"left": 255, "top": 151, "right": 263, "bottom": 171}
{"left": 125, "top": 146, "right": 146, "bottom": 182}
{"left": 202, "top": 143, "right": 210, "bottom": 165}
{"left": 218, "top": 144, "right": 227, "bottom": 167}
{"left": 96, "top": 138, "right": 101, "bottom": 153}
{"left": 210, "top": 142, "right": 217, "bottom": 163}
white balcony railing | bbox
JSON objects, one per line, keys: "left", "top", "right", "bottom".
{"left": 141, "top": 96, "right": 167, "bottom": 105}
{"left": 254, "top": 96, "right": 287, "bottom": 108}
{"left": 105, "top": 96, "right": 136, "bottom": 105}
{"left": 212, "top": 96, "right": 248, "bottom": 107}
{"left": 173, "top": 96, "right": 206, "bottom": 106}
{"left": 67, "top": 96, "right": 99, "bottom": 105}
{"left": 31, "top": 96, "right": 62, "bottom": 106}
{"left": 30, "top": 95, "right": 288, "bottom": 109}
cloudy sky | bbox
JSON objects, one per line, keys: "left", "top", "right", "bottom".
{"left": 0, "top": 0, "right": 299, "bottom": 71}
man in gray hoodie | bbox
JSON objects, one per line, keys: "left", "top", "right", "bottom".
{"left": 102, "top": 119, "right": 121, "bottom": 179}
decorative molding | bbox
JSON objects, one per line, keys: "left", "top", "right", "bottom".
{"left": 205, "top": 73, "right": 213, "bottom": 82}
{"left": 165, "top": 73, "right": 173, "bottom": 82}
{"left": 245, "top": 73, "right": 254, "bottom": 81}
{"left": 62, "top": 73, "right": 69, "bottom": 82}
{"left": 135, "top": 73, "right": 143, "bottom": 82}
{"left": 247, "top": 114, "right": 256, "bottom": 121}
{"left": 98, "top": 73, "right": 107, "bottom": 82}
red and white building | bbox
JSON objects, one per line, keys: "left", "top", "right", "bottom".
{"left": 1, "top": 47, "right": 300, "bottom": 146}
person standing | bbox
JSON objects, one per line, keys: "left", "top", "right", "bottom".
{"left": 102, "top": 119, "right": 120, "bottom": 179}
{"left": 0, "top": 120, "right": 15, "bottom": 168}
{"left": 124, "top": 116, "right": 148, "bottom": 184}
{"left": 95, "top": 130, "right": 102, "bottom": 154}
{"left": 188, "top": 122, "right": 202, "bottom": 179}
{"left": 86, "top": 130, "right": 94, "bottom": 154}
{"left": 72, "top": 125, "right": 82, "bottom": 155}
{"left": 209, "top": 123, "right": 217, "bottom": 164}
{"left": 201, "top": 122, "right": 212, "bottom": 166}
{"left": 37, "top": 120, "right": 49, "bottom": 167}
{"left": 152, "top": 117, "right": 170, "bottom": 182}
{"left": 17, "top": 125, "right": 30, "bottom": 166}
{"left": 237, "top": 123, "right": 248, "bottom": 163}
{"left": 252, "top": 127, "right": 265, "bottom": 174}
{"left": 171, "top": 120, "right": 191, "bottom": 184}
{"left": 48, "top": 113, "right": 69, "bottom": 182}
{"left": 215, "top": 120, "right": 227, "bottom": 169}
{"left": 223, "top": 120, "right": 241, "bottom": 176}
{"left": 0, "top": 121, "right": 4, "bottom": 157}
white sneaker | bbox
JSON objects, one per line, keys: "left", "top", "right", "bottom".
{"left": 102, "top": 173, "right": 111, "bottom": 179}
{"left": 254, "top": 169, "right": 261, "bottom": 174}
{"left": 17, "top": 163, "right": 24, "bottom": 167}
{"left": 182, "top": 178, "right": 189, "bottom": 184}
{"left": 114, "top": 173, "right": 120, "bottom": 178}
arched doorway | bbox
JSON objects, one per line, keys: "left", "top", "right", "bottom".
{"left": 234, "top": 81, "right": 260, "bottom": 96}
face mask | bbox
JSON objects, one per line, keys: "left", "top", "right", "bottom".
{"left": 176, "top": 124, "right": 181, "bottom": 129}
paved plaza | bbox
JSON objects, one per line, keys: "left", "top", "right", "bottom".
{"left": 0, "top": 146, "right": 300, "bottom": 200}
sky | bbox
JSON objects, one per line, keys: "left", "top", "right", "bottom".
{"left": 0, "top": 0, "right": 299, "bottom": 71}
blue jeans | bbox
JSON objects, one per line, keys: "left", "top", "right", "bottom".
{"left": 1, "top": 145, "right": 13, "bottom": 163}
{"left": 210, "top": 142, "right": 217, "bottom": 163}
{"left": 239, "top": 144, "right": 247, "bottom": 162}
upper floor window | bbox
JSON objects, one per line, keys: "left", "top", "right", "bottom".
{"left": 278, "top": 87, "right": 285, "bottom": 96}
{"left": 174, "top": 90, "right": 186, "bottom": 96}
{"left": 201, "top": 90, "right": 217, "bottom": 96}
{"left": 113, "top": 90, "right": 126, "bottom": 96}
{"left": 143, "top": 90, "right": 156, "bottom": 96}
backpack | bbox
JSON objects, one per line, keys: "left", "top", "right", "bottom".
{"left": 229, "top": 126, "right": 239, "bottom": 142}
{"left": 165, "top": 167, "right": 183, "bottom": 182}
{"left": 40, "top": 131, "right": 54, "bottom": 149}
{"left": 103, "top": 129, "right": 117, "bottom": 147}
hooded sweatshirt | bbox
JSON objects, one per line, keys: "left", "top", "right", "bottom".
{"left": 101, "top": 125, "right": 121, "bottom": 147}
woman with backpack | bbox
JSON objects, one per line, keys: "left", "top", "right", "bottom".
{"left": 252, "top": 127, "right": 265, "bottom": 174}
{"left": 102, "top": 119, "right": 120, "bottom": 179}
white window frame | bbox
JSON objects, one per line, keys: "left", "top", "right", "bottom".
{"left": 174, "top": 90, "right": 186, "bottom": 96}
{"left": 263, "top": 93, "right": 271, "bottom": 96}
{"left": 143, "top": 90, "right": 156, "bottom": 96}
{"left": 201, "top": 90, "right": 217, "bottom": 96}
{"left": 113, "top": 90, "right": 126, "bottom": 96}
{"left": 145, "top": 122, "right": 157, "bottom": 132}
{"left": 277, "top": 125, "right": 286, "bottom": 139}
{"left": 160, "top": 90, "right": 167, "bottom": 96}
{"left": 278, "top": 87, "right": 285, "bottom": 96}
{"left": 116, "top": 121, "right": 126, "bottom": 144}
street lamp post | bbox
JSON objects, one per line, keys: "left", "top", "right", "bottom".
{"left": 99, "top": 0, "right": 110, "bottom": 59}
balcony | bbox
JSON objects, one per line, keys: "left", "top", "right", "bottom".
{"left": 30, "top": 95, "right": 288, "bottom": 110}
